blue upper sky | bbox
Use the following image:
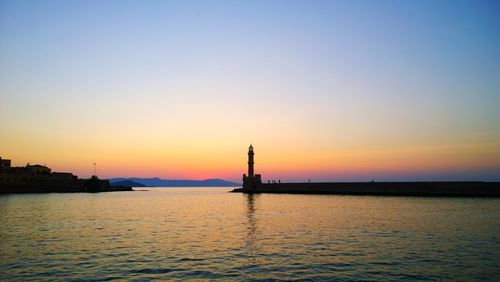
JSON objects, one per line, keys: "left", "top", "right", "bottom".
{"left": 1, "top": 0, "right": 499, "bottom": 181}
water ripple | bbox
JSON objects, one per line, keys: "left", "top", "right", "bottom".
{"left": 1, "top": 188, "right": 499, "bottom": 281}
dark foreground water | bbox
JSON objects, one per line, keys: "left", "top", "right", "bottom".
{"left": 0, "top": 188, "right": 499, "bottom": 281}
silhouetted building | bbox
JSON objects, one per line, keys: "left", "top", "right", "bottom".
{"left": 242, "top": 145, "right": 261, "bottom": 191}
{"left": 0, "top": 157, "right": 11, "bottom": 170}
{"left": 26, "top": 164, "right": 51, "bottom": 175}
{"left": 51, "top": 172, "right": 77, "bottom": 180}
{"left": 0, "top": 156, "right": 122, "bottom": 193}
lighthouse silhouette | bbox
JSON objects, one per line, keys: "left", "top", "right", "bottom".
{"left": 242, "top": 144, "right": 262, "bottom": 191}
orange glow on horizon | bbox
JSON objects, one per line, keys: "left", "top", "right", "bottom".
{"left": 3, "top": 140, "right": 496, "bottom": 182}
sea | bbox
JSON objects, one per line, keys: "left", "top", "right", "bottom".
{"left": 0, "top": 188, "right": 499, "bottom": 281}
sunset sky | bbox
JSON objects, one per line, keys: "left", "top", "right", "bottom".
{"left": 1, "top": 0, "right": 499, "bottom": 182}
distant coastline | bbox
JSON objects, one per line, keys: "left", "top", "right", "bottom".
{"left": 109, "top": 177, "right": 241, "bottom": 187}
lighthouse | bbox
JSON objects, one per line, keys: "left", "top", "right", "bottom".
{"left": 248, "top": 144, "right": 254, "bottom": 178}
{"left": 242, "top": 144, "right": 262, "bottom": 191}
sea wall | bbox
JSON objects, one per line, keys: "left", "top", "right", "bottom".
{"left": 233, "top": 182, "right": 500, "bottom": 197}
{"left": 0, "top": 178, "right": 132, "bottom": 194}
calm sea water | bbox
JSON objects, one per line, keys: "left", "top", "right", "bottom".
{"left": 0, "top": 188, "right": 499, "bottom": 281}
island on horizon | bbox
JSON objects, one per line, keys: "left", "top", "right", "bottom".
{"left": 109, "top": 177, "right": 241, "bottom": 187}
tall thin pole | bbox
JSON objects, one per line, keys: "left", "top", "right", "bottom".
{"left": 93, "top": 162, "right": 96, "bottom": 177}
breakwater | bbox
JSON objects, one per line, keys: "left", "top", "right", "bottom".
{"left": 232, "top": 181, "right": 500, "bottom": 197}
{"left": 0, "top": 180, "right": 133, "bottom": 194}
{"left": 0, "top": 185, "right": 133, "bottom": 194}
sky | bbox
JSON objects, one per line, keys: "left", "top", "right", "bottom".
{"left": 1, "top": 0, "right": 499, "bottom": 182}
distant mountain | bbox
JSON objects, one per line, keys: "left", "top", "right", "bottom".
{"left": 110, "top": 180, "right": 146, "bottom": 187}
{"left": 109, "top": 177, "right": 241, "bottom": 187}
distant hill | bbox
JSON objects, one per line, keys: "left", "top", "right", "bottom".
{"left": 109, "top": 177, "right": 241, "bottom": 187}
{"left": 110, "top": 180, "right": 146, "bottom": 187}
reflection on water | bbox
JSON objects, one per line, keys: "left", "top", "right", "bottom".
{"left": 245, "top": 194, "right": 257, "bottom": 263}
{"left": 0, "top": 188, "right": 499, "bottom": 281}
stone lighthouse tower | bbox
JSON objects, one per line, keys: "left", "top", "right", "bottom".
{"left": 248, "top": 144, "right": 254, "bottom": 178}
{"left": 243, "top": 144, "right": 261, "bottom": 191}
